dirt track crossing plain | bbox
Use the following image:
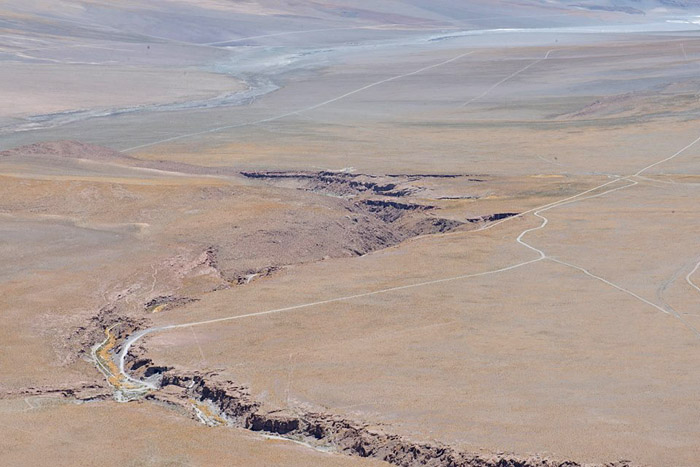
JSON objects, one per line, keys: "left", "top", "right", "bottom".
{"left": 1, "top": 1, "right": 700, "bottom": 466}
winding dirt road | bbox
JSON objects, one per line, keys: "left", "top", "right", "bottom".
{"left": 112, "top": 129, "right": 700, "bottom": 397}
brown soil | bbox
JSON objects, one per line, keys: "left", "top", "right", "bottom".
{"left": 137, "top": 366, "right": 635, "bottom": 467}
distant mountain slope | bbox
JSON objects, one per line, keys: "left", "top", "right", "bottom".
{"left": 565, "top": 0, "right": 700, "bottom": 14}
{"left": 3, "top": 0, "right": 700, "bottom": 49}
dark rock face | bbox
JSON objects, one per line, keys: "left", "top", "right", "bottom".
{"left": 67, "top": 304, "right": 148, "bottom": 363}
{"left": 144, "top": 296, "right": 199, "bottom": 311}
{"left": 220, "top": 170, "right": 515, "bottom": 284}
{"left": 466, "top": 213, "right": 519, "bottom": 223}
{"left": 411, "top": 217, "right": 464, "bottom": 234}
{"left": 212, "top": 172, "right": 473, "bottom": 281}
{"left": 240, "top": 170, "right": 486, "bottom": 199}
{"left": 355, "top": 199, "right": 433, "bottom": 223}
{"left": 149, "top": 368, "right": 635, "bottom": 467}
{"left": 241, "top": 170, "right": 424, "bottom": 198}
{"left": 249, "top": 413, "right": 300, "bottom": 434}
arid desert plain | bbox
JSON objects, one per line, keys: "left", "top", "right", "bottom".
{"left": 1, "top": 1, "right": 700, "bottom": 466}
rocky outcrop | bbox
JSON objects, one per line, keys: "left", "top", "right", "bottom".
{"left": 144, "top": 296, "right": 199, "bottom": 312}
{"left": 1, "top": 382, "right": 111, "bottom": 401}
{"left": 241, "top": 170, "right": 424, "bottom": 198}
{"left": 467, "top": 213, "right": 519, "bottom": 223}
{"left": 230, "top": 265, "right": 282, "bottom": 286}
{"left": 149, "top": 369, "right": 634, "bottom": 467}
{"left": 68, "top": 304, "right": 148, "bottom": 362}
{"left": 386, "top": 173, "right": 486, "bottom": 182}
{"left": 355, "top": 199, "right": 433, "bottom": 222}
{"left": 249, "top": 412, "right": 300, "bottom": 434}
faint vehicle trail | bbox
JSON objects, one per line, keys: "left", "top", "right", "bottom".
{"left": 657, "top": 261, "right": 693, "bottom": 310}
{"left": 0, "top": 42, "right": 133, "bottom": 66}
{"left": 460, "top": 49, "right": 555, "bottom": 107}
{"left": 514, "top": 128, "right": 700, "bottom": 335}
{"left": 516, "top": 179, "right": 637, "bottom": 260}
{"left": 190, "top": 327, "right": 207, "bottom": 367}
{"left": 120, "top": 51, "right": 473, "bottom": 152}
{"left": 478, "top": 134, "right": 700, "bottom": 234}
{"left": 635, "top": 135, "right": 700, "bottom": 176}
{"left": 687, "top": 260, "right": 700, "bottom": 295}
{"left": 285, "top": 353, "right": 295, "bottom": 405}
{"left": 654, "top": 260, "right": 700, "bottom": 333}
{"left": 634, "top": 174, "right": 700, "bottom": 187}
{"left": 547, "top": 257, "right": 698, "bottom": 338}
{"left": 515, "top": 139, "right": 700, "bottom": 337}
{"left": 118, "top": 255, "right": 543, "bottom": 389}
{"left": 477, "top": 176, "right": 623, "bottom": 233}
{"left": 148, "top": 264, "right": 159, "bottom": 295}
{"left": 512, "top": 178, "right": 700, "bottom": 339}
